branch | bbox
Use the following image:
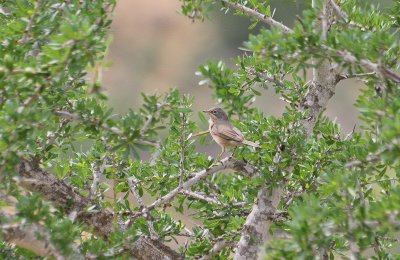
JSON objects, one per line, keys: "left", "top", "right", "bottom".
{"left": 16, "top": 157, "right": 257, "bottom": 259}
{"left": 326, "top": 48, "right": 400, "bottom": 83}
{"left": 140, "top": 95, "right": 168, "bottom": 136}
{"left": 299, "top": 0, "right": 337, "bottom": 136}
{"left": 234, "top": 1, "right": 338, "bottom": 259}
{"left": 179, "top": 190, "right": 225, "bottom": 206}
{"left": 18, "top": 158, "right": 115, "bottom": 236}
{"left": 146, "top": 157, "right": 258, "bottom": 212}
{"left": 18, "top": 0, "right": 42, "bottom": 44}
{"left": 149, "top": 141, "right": 161, "bottom": 166}
{"left": 199, "top": 239, "right": 231, "bottom": 260}
{"left": 234, "top": 186, "right": 282, "bottom": 259}
{"left": 55, "top": 110, "right": 163, "bottom": 165}
{"left": 223, "top": 0, "right": 399, "bottom": 85}
{"left": 362, "top": 178, "right": 400, "bottom": 186}
{"left": 336, "top": 72, "right": 376, "bottom": 82}
{"left": 234, "top": 120, "right": 297, "bottom": 258}
{"left": 329, "top": 0, "right": 348, "bottom": 21}
{"left": 127, "top": 178, "right": 159, "bottom": 240}
{"left": 179, "top": 113, "right": 186, "bottom": 187}
{"left": 1, "top": 211, "right": 73, "bottom": 260}
{"left": 140, "top": 96, "right": 168, "bottom": 165}
{"left": 345, "top": 190, "right": 360, "bottom": 260}
{"left": 345, "top": 156, "right": 380, "bottom": 168}
{"left": 55, "top": 110, "right": 124, "bottom": 136}
{"left": 221, "top": 0, "right": 293, "bottom": 33}
{"left": 89, "top": 151, "right": 108, "bottom": 200}
{"left": 16, "top": 158, "right": 182, "bottom": 260}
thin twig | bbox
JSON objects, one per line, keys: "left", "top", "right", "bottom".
{"left": 149, "top": 142, "right": 161, "bottom": 166}
{"left": 89, "top": 161, "right": 103, "bottom": 200}
{"left": 140, "top": 96, "right": 168, "bottom": 136}
{"left": 362, "top": 178, "right": 400, "bottom": 187}
{"left": 179, "top": 113, "right": 186, "bottom": 187}
{"left": 221, "top": 0, "right": 293, "bottom": 33}
{"left": 180, "top": 190, "right": 225, "bottom": 206}
{"left": 345, "top": 190, "right": 360, "bottom": 260}
{"left": 336, "top": 72, "right": 376, "bottom": 83}
{"left": 127, "top": 178, "right": 159, "bottom": 240}
{"left": 89, "top": 138, "right": 109, "bottom": 200}
{"left": 199, "top": 239, "right": 232, "bottom": 260}
{"left": 191, "top": 130, "right": 209, "bottom": 138}
{"left": 344, "top": 124, "right": 356, "bottom": 141}
{"left": 55, "top": 110, "right": 160, "bottom": 148}
{"left": 18, "top": 0, "right": 42, "bottom": 44}
{"left": 143, "top": 158, "right": 258, "bottom": 214}
{"left": 325, "top": 47, "right": 400, "bottom": 83}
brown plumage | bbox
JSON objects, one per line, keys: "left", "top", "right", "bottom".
{"left": 203, "top": 107, "right": 260, "bottom": 161}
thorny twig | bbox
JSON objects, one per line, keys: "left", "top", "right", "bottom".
{"left": 127, "top": 178, "right": 159, "bottom": 240}
{"left": 179, "top": 113, "right": 186, "bottom": 187}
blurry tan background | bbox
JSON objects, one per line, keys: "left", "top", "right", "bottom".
{"left": 102, "top": 0, "right": 391, "bottom": 134}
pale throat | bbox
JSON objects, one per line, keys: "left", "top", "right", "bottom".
{"left": 208, "top": 118, "right": 214, "bottom": 130}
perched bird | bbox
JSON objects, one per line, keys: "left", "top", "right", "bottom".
{"left": 203, "top": 107, "right": 260, "bottom": 161}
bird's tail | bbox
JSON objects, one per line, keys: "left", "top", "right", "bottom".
{"left": 242, "top": 139, "right": 261, "bottom": 148}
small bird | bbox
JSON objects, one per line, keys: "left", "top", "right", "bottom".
{"left": 203, "top": 107, "right": 260, "bottom": 161}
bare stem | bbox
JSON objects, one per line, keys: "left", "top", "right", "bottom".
{"left": 221, "top": 0, "right": 293, "bottom": 33}
{"left": 180, "top": 189, "right": 225, "bottom": 206}
{"left": 179, "top": 113, "right": 186, "bottom": 187}
{"left": 146, "top": 157, "right": 258, "bottom": 212}
{"left": 127, "top": 178, "right": 159, "bottom": 240}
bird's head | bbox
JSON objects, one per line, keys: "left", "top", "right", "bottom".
{"left": 202, "top": 107, "right": 229, "bottom": 122}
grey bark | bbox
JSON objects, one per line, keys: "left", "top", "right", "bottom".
{"left": 233, "top": 1, "right": 338, "bottom": 259}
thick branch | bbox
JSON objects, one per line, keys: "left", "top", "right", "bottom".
{"left": 17, "top": 158, "right": 182, "bottom": 260}
{"left": 18, "top": 159, "right": 115, "bottom": 237}
{"left": 1, "top": 212, "right": 70, "bottom": 260}
{"left": 300, "top": 1, "right": 337, "bottom": 136}
{"left": 15, "top": 157, "right": 257, "bottom": 259}
{"left": 325, "top": 48, "right": 400, "bottom": 84}
{"left": 234, "top": 1, "right": 338, "bottom": 259}
{"left": 234, "top": 186, "right": 282, "bottom": 259}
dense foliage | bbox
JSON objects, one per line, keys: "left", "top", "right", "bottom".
{"left": 1, "top": 0, "right": 400, "bottom": 259}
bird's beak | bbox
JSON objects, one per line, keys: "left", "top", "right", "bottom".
{"left": 202, "top": 110, "right": 210, "bottom": 114}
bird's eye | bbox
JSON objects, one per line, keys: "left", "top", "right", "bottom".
{"left": 212, "top": 111, "right": 216, "bottom": 114}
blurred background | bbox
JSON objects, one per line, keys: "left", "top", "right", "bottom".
{"left": 102, "top": 0, "right": 391, "bottom": 134}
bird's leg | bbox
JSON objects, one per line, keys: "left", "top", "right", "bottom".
{"left": 215, "top": 146, "right": 225, "bottom": 162}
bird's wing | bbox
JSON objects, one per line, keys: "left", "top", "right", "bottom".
{"left": 212, "top": 124, "right": 244, "bottom": 142}
{"left": 232, "top": 127, "right": 244, "bottom": 139}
